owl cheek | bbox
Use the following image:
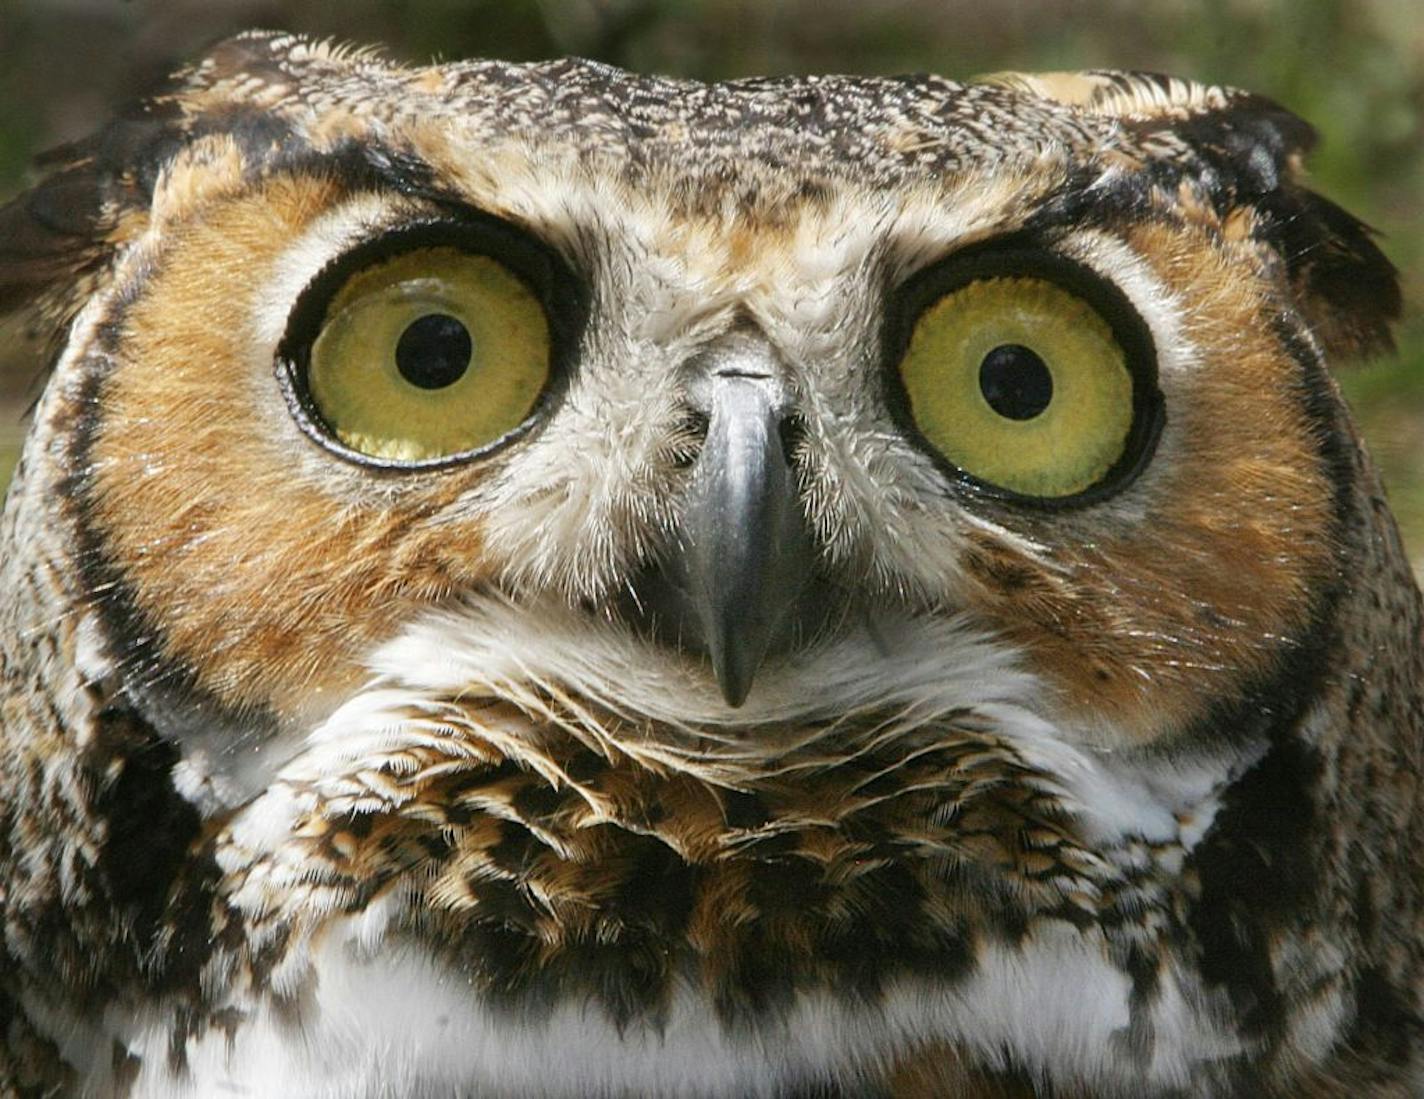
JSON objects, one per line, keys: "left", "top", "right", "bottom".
{"left": 953, "top": 541, "right": 1136, "bottom": 722}
{"left": 954, "top": 514, "right": 1334, "bottom": 745}
{"left": 75, "top": 426, "right": 497, "bottom": 729}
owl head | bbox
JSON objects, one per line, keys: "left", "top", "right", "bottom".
{"left": 0, "top": 32, "right": 1415, "bottom": 1097}
{"left": 1, "top": 35, "right": 1400, "bottom": 738}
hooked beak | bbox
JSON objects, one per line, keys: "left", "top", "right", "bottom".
{"left": 655, "top": 334, "right": 817, "bottom": 707}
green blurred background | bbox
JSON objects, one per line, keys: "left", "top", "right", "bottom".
{"left": 1, "top": 0, "right": 1420, "bottom": 570}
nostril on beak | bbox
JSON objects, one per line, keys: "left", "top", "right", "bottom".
{"left": 777, "top": 413, "right": 806, "bottom": 467}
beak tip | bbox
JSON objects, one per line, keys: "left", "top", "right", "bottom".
{"left": 714, "top": 658, "right": 754, "bottom": 708}
{"left": 720, "top": 681, "right": 752, "bottom": 709}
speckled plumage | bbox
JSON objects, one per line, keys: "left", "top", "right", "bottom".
{"left": 0, "top": 31, "right": 1420, "bottom": 1098}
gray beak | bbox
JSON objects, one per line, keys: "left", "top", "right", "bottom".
{"left": 667, "top": 335, "right": 816, "bottom": 706}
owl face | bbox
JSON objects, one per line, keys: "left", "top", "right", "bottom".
{"left": 52, "top": 42, "right": 1377, "bottom": 747}
{"left": 1, "top": 33, "right": 1413, "bottom": 1098}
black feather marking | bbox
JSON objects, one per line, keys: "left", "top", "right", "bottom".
{"left": 87, "top": 705, "right": 203, "bottom": 952}
{"left": 1187, "top": 735, "right": 1324, "bottom": 1037}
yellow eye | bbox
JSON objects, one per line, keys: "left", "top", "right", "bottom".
{"left": 303, "top": 246, "right": 552, "bottom": 463}
{"left": 896, "top": 275, "right": 1140, "bottom": 499}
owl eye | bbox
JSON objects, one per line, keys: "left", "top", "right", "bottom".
{"left": 280, "top": 221, "right": 579, "bottom": 468}
{"left": 891, "top": 252, "right": 1161, "bottom": 503}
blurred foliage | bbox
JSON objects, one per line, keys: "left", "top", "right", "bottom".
{"left": 0, "top": 0, "right": 1420, "bottom": 562}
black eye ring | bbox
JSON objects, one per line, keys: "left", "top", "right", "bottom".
{"left": 881, "top": 239, "right": 1165, "bottom": 510}
{"left": 276, "top": 212, "right": 588, "bottom": 472}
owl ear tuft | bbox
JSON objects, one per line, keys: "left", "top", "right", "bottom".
{"left": 1112, "top": 75, "right": 1401, "bottom": 362}
{"left": 1169, "top": 92, "right": 1402, "bottom": 363}
{"left": 1268, "top": 188, "right": 1401, "bottom": 362}
{"left": 0, "top": 93, "right": 186, "bottom": 336}
{"left": 0, "top": 155, "right": 110, "bottom": 323}
{"left": 0, "top": 32, "right": 273, "bottom": 328}
{"left": 0, "top": 30, "right": 366, "bottom": 337}
{"left": 985, "top": 70, "right": 1402, "bottom": 362}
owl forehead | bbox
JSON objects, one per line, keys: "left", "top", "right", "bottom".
{"left": 406, "top": 64, "right": 1098, "bottom": 187}
{"left": 178, "top": 37, "right": 1117, "bottom": 212}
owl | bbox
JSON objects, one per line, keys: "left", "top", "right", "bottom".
{"left": 0, "top": 29, "right": 1420, "bottom": 1098}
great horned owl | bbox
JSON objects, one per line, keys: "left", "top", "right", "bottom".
{"left": 0, "top": 30, "right": 1419, "bottom": 1098}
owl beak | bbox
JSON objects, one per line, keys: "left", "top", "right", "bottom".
{"left": 675, "top": 356, "right": 815, "bottom": 708}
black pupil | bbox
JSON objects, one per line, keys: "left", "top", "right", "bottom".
{"left": 395, "top": 313, "right": 472, "bottom": 389}
{"left": 978, "top": 344, "right": 1053, "bottom": 421}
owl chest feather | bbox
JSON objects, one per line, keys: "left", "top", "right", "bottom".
{"left": 100, "top": 921, "right": 1201, "bottom": 1099}
{"left": 46, "top": 612, "right": 1249, "bottom": 1098}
